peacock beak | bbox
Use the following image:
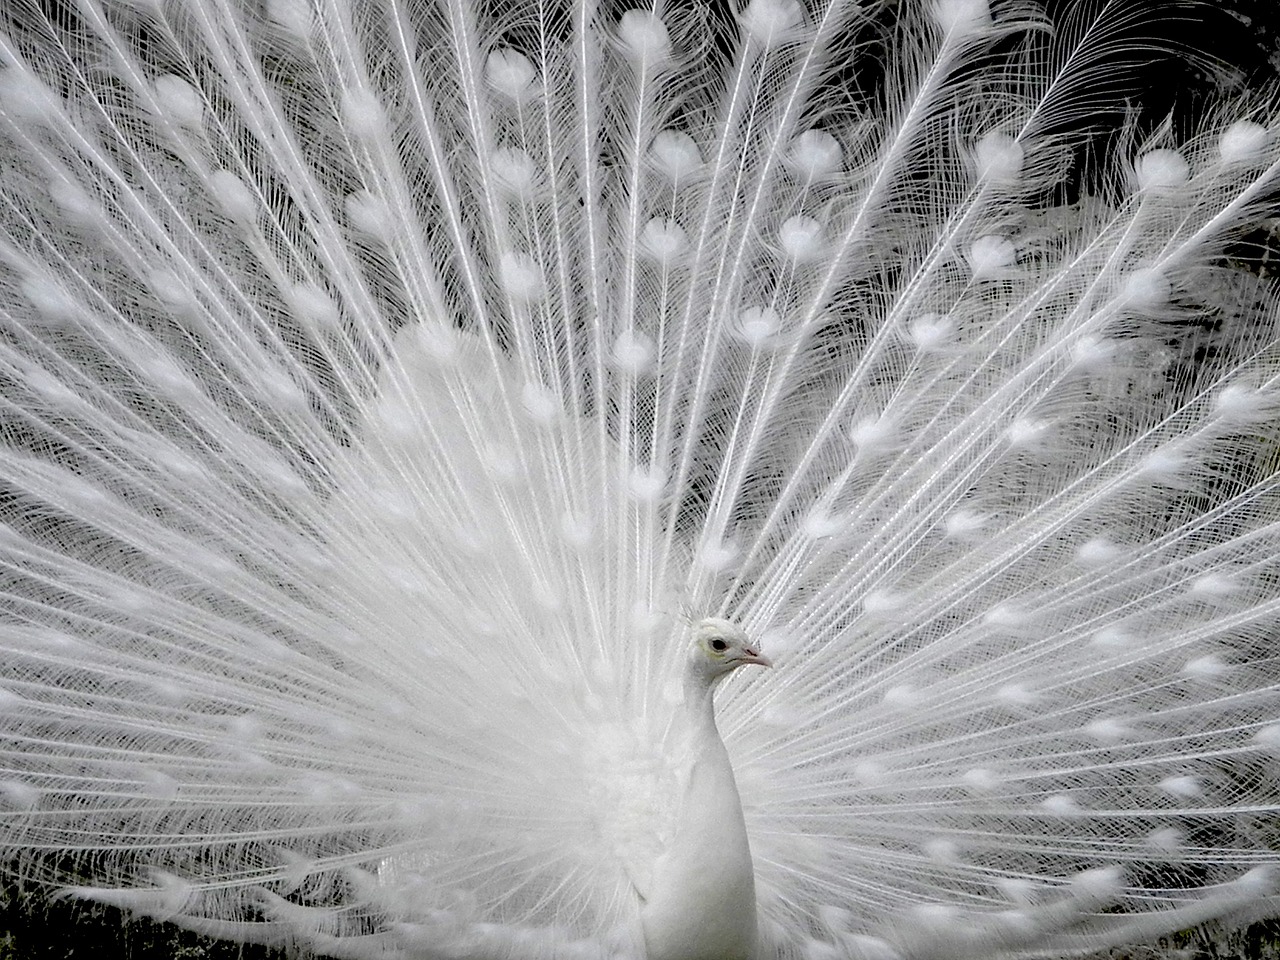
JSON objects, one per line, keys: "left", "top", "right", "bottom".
{"left": 740, "top": 646, "right": 772, "bottom": 668}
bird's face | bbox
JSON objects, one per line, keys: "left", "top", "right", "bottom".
{"left": 690, "top": 618, "right": 772, "bottom": 682}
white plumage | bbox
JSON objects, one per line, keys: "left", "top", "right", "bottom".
{"left": 2, "top": 1, "right": 1280, "bottom": 958}
{"left": 638, "top": 620, "right": 769, "bottom": 960}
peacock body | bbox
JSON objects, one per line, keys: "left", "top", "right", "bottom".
{"left": 2, "top": 0, "right": 1280, "bottom": 957}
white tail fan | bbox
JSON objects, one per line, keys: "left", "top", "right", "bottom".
{"left": 1, "top": 1, "right": 1279, "bottom": 958}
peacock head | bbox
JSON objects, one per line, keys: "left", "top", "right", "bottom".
{"left": 687, "top": 618, "right": 772, "bottom": 686}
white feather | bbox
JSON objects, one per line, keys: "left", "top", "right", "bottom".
{"left": 1, "top": 2, "right": 1279, "bottom": 959}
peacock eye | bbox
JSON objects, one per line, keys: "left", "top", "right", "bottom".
{"left": 710, "top": 638, "right": 728, "bottom": 651}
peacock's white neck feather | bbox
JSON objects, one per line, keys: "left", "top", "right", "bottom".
{"left": 638, "top": 621, "right": 769, "bottom": 960}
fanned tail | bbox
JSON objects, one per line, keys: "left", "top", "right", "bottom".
{"left": 1, "top": 1, "right": 1279, "bottom": 959}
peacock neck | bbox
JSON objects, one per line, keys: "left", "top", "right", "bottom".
{"left": 680, "top": 673, "right": 722, "bottom": 745}
{"left": 638, "top": 664, "right": 758, "bottom": 960}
